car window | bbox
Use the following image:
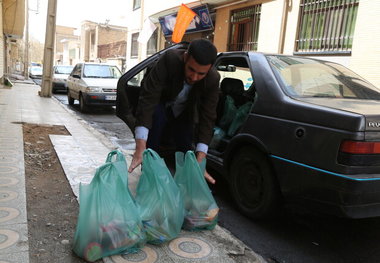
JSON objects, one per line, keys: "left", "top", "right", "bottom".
{"left": 55, "top": 66, "right": 74, "bottom": 74}
{"left": 218, "top": 66, "right": 253, "bottom": 91}
{"left": 267, "top": 55, "right": 380, "bottom": 100}
{"left": 30, "top": 67, "right": 43, "bottom": 74}
{"left": 71, "top": 64, "right": 81, "bottom": 76}
{"left": 127, "top": 69, "right": 147, "bottom": 87}
{"left": 83, "top": 64, "right": 122, "bottom": 78}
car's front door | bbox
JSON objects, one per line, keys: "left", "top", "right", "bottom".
{"left": 116, "top": 42, "right": 189, "bottom": 132}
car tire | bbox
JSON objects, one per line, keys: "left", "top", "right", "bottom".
{"left": 79, "top": 94, "right": 89, "bottom": 113}
{"left": 67, "top": 91, "right": 74, "bottom": 105}
{"left": 230, "top": 147, "right": 281, "bottom": 219}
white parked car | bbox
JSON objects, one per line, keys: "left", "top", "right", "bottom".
{"left": 67, "top": 63, "right": 122, "bottom": 112}
{"left": 29, "top": 66, "right": 43, "bottom": 79}
{"left": 52, "top": 65, "right": 74, "bottom": 93}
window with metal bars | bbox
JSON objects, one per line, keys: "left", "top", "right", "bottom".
{"left": 131, "top": 33, "right": 139, "bottom": 58}
{"left": 133, "top": 0, "right": 141, "bottom": 10}
{"left": 146, "top": 29, "right": 158, "bottom": 56}
{"left": 228, "top": 5, "right": 261, "bottom": 51}
{"left": 295, "top": 0, "right": 359, "bottom": 55}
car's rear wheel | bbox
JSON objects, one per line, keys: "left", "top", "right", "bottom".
{"left": 67, "top": 91, "right": 74, "bottom": 105}
{"left": 230, "top": 147, "right": 281, "bottom": 219}
{"left": 79, "top": 94, "right": 89, "bottom": 112}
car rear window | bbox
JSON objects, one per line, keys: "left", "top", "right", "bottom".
{"left": 55, "top": 66, "right": 74, "bottom": 74}
{"left": 267, "top": 55, "right": 380, "bottom": 100}
{"left": 83, "top": 64, "right": 122, "bottom": 78}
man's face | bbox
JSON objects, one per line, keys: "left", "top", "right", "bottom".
{"left": 184, "top": 53, "right": 212, "bottom": 85}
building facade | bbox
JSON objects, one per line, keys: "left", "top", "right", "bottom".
{"left": 55, "top": 25, "right": 80, "bottom": 66}
{"left": 125, "top": 0, "right": 380, "bottom": 88}
{"left": 214, "top": 0, "right": 380, "bottom": 87}
{"left": 80, "top": 20, "right": 127, "bottom": 71}
{"left": 1, "top": 0, "right": 26, "bottom": 80}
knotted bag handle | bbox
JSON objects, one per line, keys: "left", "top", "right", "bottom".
{"left": 105, "top": 150, "right": 126, "bottom": 163}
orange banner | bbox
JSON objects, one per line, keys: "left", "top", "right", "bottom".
{"left": 172, "top": 4, "right": 196, "bottom": 43}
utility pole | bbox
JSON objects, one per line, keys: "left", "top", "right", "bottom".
{"left": 40, "top": 0, "right": 57, "bottom": 97}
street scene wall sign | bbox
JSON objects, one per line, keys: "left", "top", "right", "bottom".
{"left": 159, "top": 5, "right": 213, "bottom": 37}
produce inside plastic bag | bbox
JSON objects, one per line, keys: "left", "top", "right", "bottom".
{"left": 73, "top": 150, "right": 145, "bottom": 262}
{"left": 174, "top": 151, "right": 219, "bottom": 231}
{"left": 136, "top": 149, "right": 185, "bottom": 244}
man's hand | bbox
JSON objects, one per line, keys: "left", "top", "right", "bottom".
{"left": 196, "top": 151, "right": 216, "bottom": 184}
{"left": 128, "top": 139, "right": 147, "bottom": 173}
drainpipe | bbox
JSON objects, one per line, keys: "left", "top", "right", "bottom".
{"left": 278, "top": 0, "right": 290, "bottom": 54}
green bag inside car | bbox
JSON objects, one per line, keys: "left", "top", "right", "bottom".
{"left": 135, "top": 149, "right": 185, "bottom": 244}
{"left": 174, "top": 151, "right": 219, "bottom": 231}
{"left": 73, "top": 150, "right": 145, "bottom": 262}
{"left": 227, "top": 102, "right": 253, "bottom": 137}
{"left": 218, "top": 95, "right": 237, "bottom": 130}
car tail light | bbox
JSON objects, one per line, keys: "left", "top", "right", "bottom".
{"left": 340, "top": 140, "right": 380, "bottom": 154}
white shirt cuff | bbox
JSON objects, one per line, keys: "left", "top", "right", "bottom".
{"left": 135, "top": 126, "right": 149, "bottom": 140}
{"left": 196, "top": 143, "right": 208, "bottom": 154}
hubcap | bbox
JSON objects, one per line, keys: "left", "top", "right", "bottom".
{"left": 236, "top": 160, "right": 263, "bottom": 209}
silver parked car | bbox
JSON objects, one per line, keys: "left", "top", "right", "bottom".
{"left": 52, "top": 65, "right": 74, "bottom": 93}
{"left": 67, "top": 63, "right": 122, "bottom": 112}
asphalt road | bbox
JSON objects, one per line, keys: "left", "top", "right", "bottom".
{"left": 54, "top": 92, "right": 380, "bottom": 263}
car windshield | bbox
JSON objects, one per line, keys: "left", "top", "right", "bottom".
{"left": 30, "top": 67, "right": 43, "bottom": 74}
{"left": 267, "top": 55, "right": 380, "bottom": 100}
{"left": 55, "top": 66, "right": 73, "bottom": 74}
{"left": 83, "top": 64, "right": 121, "bottom": 78}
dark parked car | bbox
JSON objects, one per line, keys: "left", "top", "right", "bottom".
{"left": 116, "top": 43, "right": 380, "bottom": 219}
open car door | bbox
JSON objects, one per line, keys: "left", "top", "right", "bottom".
{"left": 116, "top": 42, "right": 189, "bottom": 134}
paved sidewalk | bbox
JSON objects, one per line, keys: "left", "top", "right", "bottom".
{"left": 0, "top": 81, "right": 265, "bottom": 263}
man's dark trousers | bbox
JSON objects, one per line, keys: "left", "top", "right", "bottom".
{"left": 147, "top": 103, "right": 193, "bottom": 154}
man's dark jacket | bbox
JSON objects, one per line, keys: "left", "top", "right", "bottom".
{"left": 120, "top": 48, "right": 220, "bottom": 146}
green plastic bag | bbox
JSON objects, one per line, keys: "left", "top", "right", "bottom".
{"left": 136, "top": 149, "right": 185, "bottom": 244}
{"left": 227, "top": 102, "right": 253, "bottom": 136}
{"left": 73, "top": 150, "right": 145, "bottom": 262}
{"left": 219, "top": 95, "right": 237, "bottom": 130}
{"left": 209, "top": 127, "right": 226, "bottom": 150}
{"left": 174, "top": 151, "right": 219, "bottom": 231}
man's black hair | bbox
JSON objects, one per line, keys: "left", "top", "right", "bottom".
{"left": 187, "top": 39, "right": 217, "bottom": 65}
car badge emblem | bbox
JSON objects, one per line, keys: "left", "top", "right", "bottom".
{"left": 368, "top": 122, "right": 380, "bottom": 128}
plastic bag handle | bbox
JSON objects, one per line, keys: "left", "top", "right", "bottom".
{"left": 185, "top": 150, "right": 206, "bottom": 172}
{"left": 105, "top": 150, "right": 125, "bottom": 163}
{"left": 143, "top": 148, "right": 161, "bottom": 160}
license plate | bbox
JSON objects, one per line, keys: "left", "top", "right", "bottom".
{"left": 105, "top": 95, "right": 116, "bottom": 100}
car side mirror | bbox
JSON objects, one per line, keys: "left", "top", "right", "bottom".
{"left": 72, "top": 74, "right": 81, "bottom": 79}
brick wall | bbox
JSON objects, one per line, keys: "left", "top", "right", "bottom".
{"left": 98, "top": 27, "right": 127, "bottom": 46}
{"left": 98, "top": 40, "right": 127, "bottom": 59}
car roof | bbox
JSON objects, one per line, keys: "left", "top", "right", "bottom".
{"left": 76, "top": 62, "right": 117, "bottom": 66}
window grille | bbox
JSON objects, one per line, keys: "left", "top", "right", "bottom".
{"left": 131, "top": 33, "right": 139, "bottom": 58}
{"left": 295, "top": 0, "right": 359, "bottom": 54}
{"left": 133, "top": 0, "right": 141, "bottom": 10}
{"left": 228, "top": 4, "right": 261, "bottom": 51}
{"left": 147, "top": 29, "right": 158, "bottom": 56}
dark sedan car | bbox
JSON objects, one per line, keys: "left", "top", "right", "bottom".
{"left": 116, "top": 43, "right": 380, "bottom": 219}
